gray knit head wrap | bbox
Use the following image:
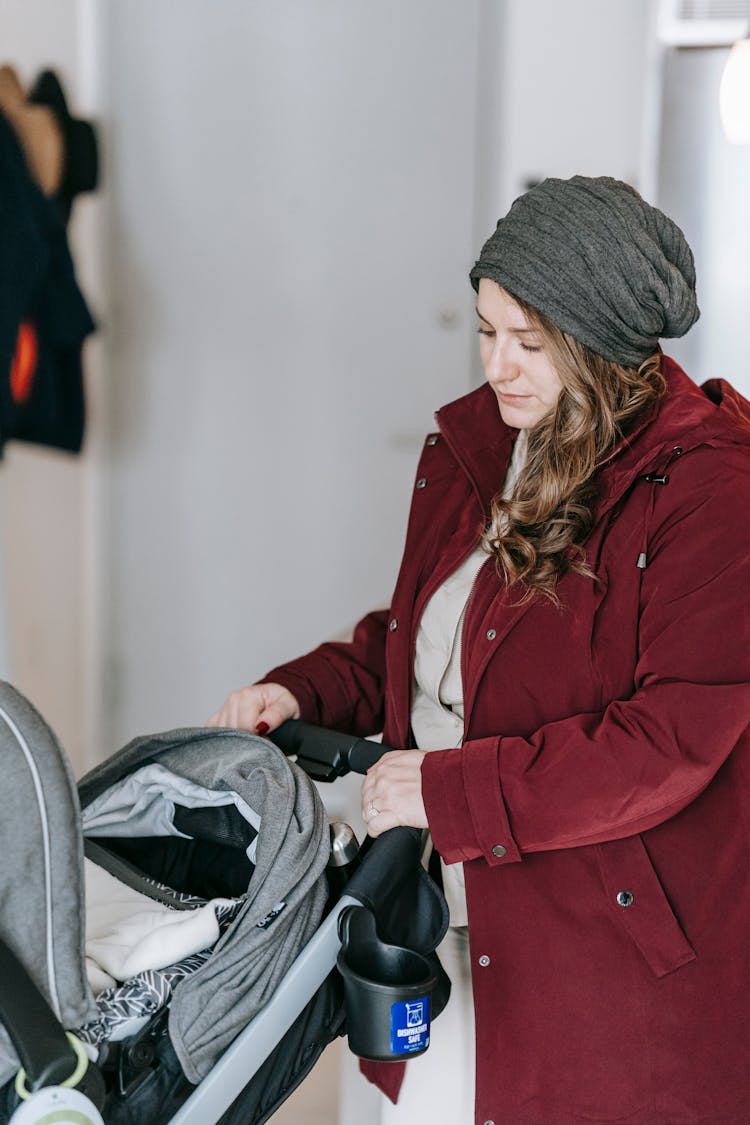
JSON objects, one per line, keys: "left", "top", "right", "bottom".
{"left": 470, "top": 175, "right": 699, "bottom": 369}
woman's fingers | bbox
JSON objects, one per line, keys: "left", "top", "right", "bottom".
{"left": 206, "top": 683, "right": 300, "bottom": 733}
{"left": 360, "top": 750, "right": 428, "bottom": 835}
{"left": 255, "top": 693, "right": 299, "bottom": 733}
{"left": 364, "top": 807, "right": 400, "bottom": 838}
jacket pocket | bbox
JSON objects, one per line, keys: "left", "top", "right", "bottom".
{"left": 596, "top": 835, "right": 696, "bottom": 978}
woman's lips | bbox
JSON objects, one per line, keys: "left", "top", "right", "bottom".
{"left": 497, "top": 391, "right": 531, "bottom": 403}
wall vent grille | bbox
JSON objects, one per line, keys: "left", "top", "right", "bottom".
{"left": 659, "top": 0, "right": 750, "bottom": 43}
{"left": 679, "top": 0, "right": 750, "bottom": 17}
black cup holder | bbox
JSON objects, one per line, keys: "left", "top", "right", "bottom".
{"left": 337, "top": 906, "right": 438, "bottom": 1062}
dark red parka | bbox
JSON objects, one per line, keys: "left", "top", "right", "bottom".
{"left": 266, "top": 358, "right": 750, "bottom": 1124}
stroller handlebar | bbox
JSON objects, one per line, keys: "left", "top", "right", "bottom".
{"left": 269, "top": 720, "right": 386, "bottom": 780}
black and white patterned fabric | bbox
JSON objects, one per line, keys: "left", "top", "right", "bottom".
{"left": 77, "top": 951, "right": 211, "bottom": 1047}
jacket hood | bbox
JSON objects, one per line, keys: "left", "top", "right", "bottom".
{"left": 597, "top": 359, "right": 750, "bottom": 512}
{"left": 701, "top": 374, "right": 750, "bottom": 430}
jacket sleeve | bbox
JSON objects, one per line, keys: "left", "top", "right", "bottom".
{"left": 261, "top": 609, "right": 388, "bottom": 738}
{"left": 422, "top": 444, "right": 750, "bottom": 867}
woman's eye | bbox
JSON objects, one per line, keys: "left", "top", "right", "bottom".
{"left": 477, "top": 326, "right": 494, "bottom": 337}
{"left": 520, "top": 341, "right": 542, "bottom": 353}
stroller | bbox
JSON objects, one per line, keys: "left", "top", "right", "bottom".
{"left": 0, "top": 682, "right": 449, "bottom": 1124}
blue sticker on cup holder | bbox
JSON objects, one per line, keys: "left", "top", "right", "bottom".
{"left": 390, "top": 996, "right": 431, "bottom": 1055}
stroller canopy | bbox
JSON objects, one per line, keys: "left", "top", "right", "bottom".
{"left": 0, "top": 682, "right": 330, "bottom": 1088}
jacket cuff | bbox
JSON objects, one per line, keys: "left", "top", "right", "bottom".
{"left": 257, "top": 668, "right": 325, "bottom": 725}
{"left": 260, "top": 656, "right": 373, "bottom": 731}
{"left": 421, "top": 737, "right": 521, "bottom": 867}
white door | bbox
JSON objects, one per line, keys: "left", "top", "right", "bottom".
{"left": 104, "top": 0, "right": 483, "bottom": 745}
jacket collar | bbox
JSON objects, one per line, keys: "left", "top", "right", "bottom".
{"left": 435, "top": 382, "right": 515, "bottom": 514}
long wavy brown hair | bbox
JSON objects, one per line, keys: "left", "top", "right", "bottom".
{"left": 483, "top": 295, "right": 666, "bottom": 603}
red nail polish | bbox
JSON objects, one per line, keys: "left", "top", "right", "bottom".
{"left": 256, "top": 721, "right": 270, "bottom": 735}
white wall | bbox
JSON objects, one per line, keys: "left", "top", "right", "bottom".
{"left": 656, "top": 45, "right": 750, "bottom": 394}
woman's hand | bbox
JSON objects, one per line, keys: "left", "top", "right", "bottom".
{"left": 360, "top": 749, "right": 428, "bottom": 837}
{"left": 206, "top": 682, "right": 300, "bottom": 734}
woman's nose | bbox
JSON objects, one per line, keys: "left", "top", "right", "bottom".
{"left": 485, "top": 339, "right": 518, "bottom": 384}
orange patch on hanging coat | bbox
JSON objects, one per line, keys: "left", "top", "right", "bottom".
{"left": 10, "top": 322, "right": 38, "bottom": 403}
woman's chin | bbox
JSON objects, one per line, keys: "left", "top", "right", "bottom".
{"left": 495, "top": 397, "right": 542, "bottom": 429}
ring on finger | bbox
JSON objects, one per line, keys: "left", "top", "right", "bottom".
{"left": 367, "top": 802, "right": 379, "bottom": 819}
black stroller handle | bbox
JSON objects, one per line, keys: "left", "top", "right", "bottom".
{"left": 0, "top": 935, "right": 80, "bottom": 1092}
{"left": 269, "top": 719, "right": 387, "bottom": 780}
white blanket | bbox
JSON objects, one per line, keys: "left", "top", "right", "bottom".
{"left": 84, "top": 858, "right": 233, "bottom": 995}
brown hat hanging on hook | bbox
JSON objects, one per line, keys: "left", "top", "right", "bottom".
{"left": 27, "top": 69, "right": 99, "bottom": 224}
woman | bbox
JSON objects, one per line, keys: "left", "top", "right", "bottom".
{"left": 210, "top": 176, "right": 750, "bottom": 1124}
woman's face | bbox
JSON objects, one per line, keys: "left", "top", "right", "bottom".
{"left": 476, "top": 279, "right": 563, "bottom": 429}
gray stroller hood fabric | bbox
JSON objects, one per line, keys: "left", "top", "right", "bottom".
{"left": 0, "top": 684, "right": 331, "bottom": 1090}
{"left": 79, "top": 727, "right": 331, "bottom": 1084}
{"left": 0, "top": 682, "right": 98, "bottom": 1087}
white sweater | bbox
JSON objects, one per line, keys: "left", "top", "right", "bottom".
{"left": 411, "top": 430, "right": 528, "bottom": 925}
